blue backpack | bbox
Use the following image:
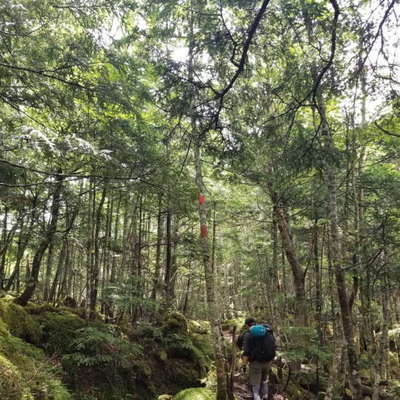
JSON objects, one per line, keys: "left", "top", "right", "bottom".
{"left": 248, "top": 324, "right": 276, "bottom": 362}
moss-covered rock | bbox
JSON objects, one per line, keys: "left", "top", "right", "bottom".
{"left": 0, "top": 311, "right": 72, "bottom": 400}
{"left": 34, "top": 309, "right": 87, "bottom": 354}
{"left": 163, "top": 312, "right": 189, "bottom": 335}
{"left": 188, "top": 320, "right": 210, "bottom": 335}
{"left": 173, "top": 387, "right": 214, "bottom": 400}
{"left": 0, "top": 354, "right": 27, "bottom": 400}
{"left": 0, "top": 300, "right": 42, "bottom": 344}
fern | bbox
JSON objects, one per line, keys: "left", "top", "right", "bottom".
{"left": 62, "top": 327, "right": 143, "bottom": 370}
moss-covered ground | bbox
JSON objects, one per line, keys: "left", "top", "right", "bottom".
{"left": 0, "top": 300, "right": 213, "bottom": 400}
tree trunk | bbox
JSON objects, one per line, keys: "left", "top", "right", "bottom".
{"left": 151, "top": 194, "right": 164, "bottom": 303}
{"left": 194, "top": 142, "right": 227, "bottom": 400}
{"left": 15, "top": 173, "right": 64, "bottom": 306}
{"left": 267, "top": 183, "right": 307, "bottom": 326}
{"left": 88, "top": 184, "right": 107, "bottom": 317}
{"left": 322, "top": 114, "right": 362, "bottom": 398}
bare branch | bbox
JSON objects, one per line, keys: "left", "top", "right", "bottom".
{"left": 355, "top": 0, "right": 397, "bottom": 76}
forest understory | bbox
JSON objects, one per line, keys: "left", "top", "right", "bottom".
{"left": 1, "top": 297, "right": 400, "bottom": 400}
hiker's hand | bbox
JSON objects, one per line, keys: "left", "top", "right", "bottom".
{"left": 238, "top": 358, "right": 247, "bottom": 374}
{"left": 241, "top": 355, "right": 249, "bottom": 365}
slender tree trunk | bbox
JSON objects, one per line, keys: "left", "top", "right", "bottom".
{"left": 267, "top": 183, "right": 307, "bottom": 326}
{"left": 0, "top": 205, "right": 9, "bottom": 287}
{"left": 43, "top": 241, "right": 55, "bottom": 301}
{"left": 194, "top": 142, "right": 227, "bottom": 400}
{"left": 189, "top": 1, "right": 226, "bottom": 395}
{"left": 15, "top": 173, "right": 64, "bottom": 306}
{"left": 5, "top": 213, "right": 31, "bottom": 292}
{"left": 88, "top": 184, "right": 107, "bottom": 317}
{"left": 151, "top": 195, "right": 163, "bottom": 303}
{"left": 49, "top": 239, "right": 67, "bottom": 303}
{"left": 322, "top": 114, "right": 362, "bottom": 398}
{"left": 164, "top": 205, "right": 173, "bottom": 308}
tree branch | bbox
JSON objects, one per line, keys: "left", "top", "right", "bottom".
{"left": 355, "top": 0, "right": 397, "bottom": 77}
{"left": 374, "top": 121, "right": 400, "bottom": 138}
{"left": 212, "top": 0, "right": 272, "bottom": 128}
{"left": 0, "top": 62, "right": 91, "bottom": 90}
{"left": 312, "top": 0, "right": 340, "bottom": 103}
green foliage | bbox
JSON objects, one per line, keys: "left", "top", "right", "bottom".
{"left": 62, "top": 326, "right": 143, "bottom": 369}
{"left": 280, "top": 325, "right": 331, "bottom": 366}
{"left": 33, "top": 309, "right": 86, "bottom": 355}
{"left": 103, "top": 280, "right": 159, "bottom": 315}
{"left": 135, "top": 321, "right": 164, "bottom": 341}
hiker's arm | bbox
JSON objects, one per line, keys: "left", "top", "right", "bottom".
{"left": 241, "top": 331, "right": 251, "bottom": 362}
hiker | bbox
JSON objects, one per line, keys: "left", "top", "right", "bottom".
{"left": 236, "top": 316, "right": 256, "bottom": 350}
{"left": 240, "top": 317, "right": 276, "bottom": 400}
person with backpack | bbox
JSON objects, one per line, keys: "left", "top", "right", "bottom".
{"left": 236, "top": 316, "right": 256, "bottom": 350}
{"left": 240, "top": 317, "right": 276, "bottom": 400}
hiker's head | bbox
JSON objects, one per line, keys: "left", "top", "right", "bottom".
{"left": 245, "top": 317, "right": 256, "bottom": 327}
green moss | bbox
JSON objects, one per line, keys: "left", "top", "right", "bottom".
{"left": 191, "top": 333, "right": 212, "bottom": 359}
{"left": 0, "top": 354, "right": 27, "bottom": 400}
{"left": 157, "top": 349, "right": 168, "bottom": 362}
{"left": 0, "top": 310, "right": 72, "bottom": 400}
{"left": 172, "top": 388, "right": 214, "bottom": 400}
{"left": 35, "top": 310, "right": 87, "bottom": 354}
{"left": 163, "top": 312, "right": 189, "bottom": 335}
{"left": 25, "top": 303, "right": 60, "bottom": 315}
{"left": 0, "top": 300, "right": 42, "bottom": 344}
{"left": 188, "top": 320, "right": 210, "bottom": 335}
{"left": 0, "top": 317, "right": 8, "bottom": 337}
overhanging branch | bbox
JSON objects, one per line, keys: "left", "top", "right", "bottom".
{"left": 212, "top": 0, "right": 272, "bottom": 129}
